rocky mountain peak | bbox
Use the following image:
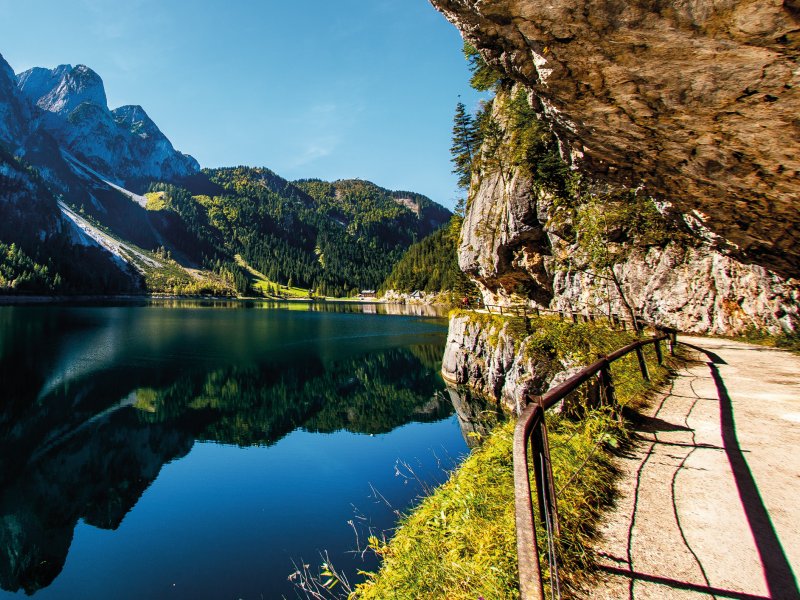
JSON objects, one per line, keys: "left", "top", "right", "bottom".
{"left": 0, "top": 53, "right": 14, "bottom": 85}
{"left": 8, "top": 58, "right": 199, "bottom": 187}
{"left": 0, "top": 53, "right": 31, "bottom": 147}
{"left": 112, "top": 105, "right": 162, "bottom": 140}
{"left": 17, "top": 64, "right": 107, "bottom": 115}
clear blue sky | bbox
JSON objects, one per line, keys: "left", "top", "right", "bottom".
{"left": 0, "top": 0, "right": 485, "bottom": 209}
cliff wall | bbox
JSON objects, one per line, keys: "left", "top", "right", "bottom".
{"left": 430, "top": 0, "right": 800, "bottom": 277}
{"left": 455, "top": 84, "right": 798, "bottom": 335}
{"left": 460, "top": 157, "right": 798, "bottom": 334}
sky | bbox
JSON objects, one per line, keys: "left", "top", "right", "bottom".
{"left": 0, "top": 0, "right": 486, "bottom": 210}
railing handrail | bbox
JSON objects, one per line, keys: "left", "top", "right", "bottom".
{"left": 513, "top": 326, "right": 677, "bottom": 599}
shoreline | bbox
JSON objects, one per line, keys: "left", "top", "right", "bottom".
{"left": 0, "top": 293, "right": 452, "bottom": 307}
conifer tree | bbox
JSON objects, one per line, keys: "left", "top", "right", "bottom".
{"left": 450, "top": 102, "right": 478, "bottom": 190}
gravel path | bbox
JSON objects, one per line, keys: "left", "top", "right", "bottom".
{"left": 582, "top": 336, "right": 800, "bottom": 600}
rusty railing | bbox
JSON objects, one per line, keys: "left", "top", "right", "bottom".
{"left": 513, "top": 328, "right": 677, "bottom": 599}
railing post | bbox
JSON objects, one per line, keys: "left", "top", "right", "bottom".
{"left": 532, "top": 398, "right": 560, "bottom": 539}
{"left": 600, "top": 359, "right": 618, "bottom": 411}
{"left": 654, "top": 336, "right": 664, "bottom": 365}
{"left": 635, "top": 345, "right": 650, "bottom": 381}
{"left": 514, "top": 403, "right": 546, "bottom": 600}
{"left": 530, "top": 397, "right": 561, "bottom": 595}
{"left": 670, "top": 331, "right": 677, "bottom": 355}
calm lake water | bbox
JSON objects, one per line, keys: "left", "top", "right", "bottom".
{"left": 0, "top": 302, "right": 482, "bottom": 599}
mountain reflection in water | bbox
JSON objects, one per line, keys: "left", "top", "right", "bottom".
{"left": 0, "top": 305, "right": 494, "bottom": 598}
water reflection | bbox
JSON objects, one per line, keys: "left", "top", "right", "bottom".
{"left": 134, "top": 298, "right": 449, "bottom": 319}
{"left": 0, "top": 305, "right": 488, "bottom": 597}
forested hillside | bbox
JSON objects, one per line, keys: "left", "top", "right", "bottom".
{"left": 379, "top": 221, "right": 477, "bottom": 298}
{"left": 144, "top": 168, "right": 451, "bottom": 298}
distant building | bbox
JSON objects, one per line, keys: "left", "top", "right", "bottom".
{"left": 359, "top": 290, "right": 376, "bottom": 298}
{"left": 409, "top": 290, "right": 423, "bottom": 299}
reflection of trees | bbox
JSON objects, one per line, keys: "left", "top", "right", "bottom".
{"left": 302, "top": 347, "right": 452, "bottom": 434}
{"left": 0, "top": 344, "right": 453, "bottom": 594}
{"left": 446, "top": 386, "right": 505, "bottom": 448}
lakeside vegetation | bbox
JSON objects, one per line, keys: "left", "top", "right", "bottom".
{"left": 351, "top": 313, "right": 676, "bottom": 599}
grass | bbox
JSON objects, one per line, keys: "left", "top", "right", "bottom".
{"left": 352, "top": 314, "right": 676, "bottom": 600}
{"left": 144, "top": 191, "right": 167, "bottom": 211}
{"left": 65, "top": 203, "right": 236, "bottom": 296}
{"left": 234, "top": 254, "right": 317, "bottom": 298}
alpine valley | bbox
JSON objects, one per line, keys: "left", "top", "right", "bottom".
{"left": 0, "top": 54, "right": 451, "bottom": 298}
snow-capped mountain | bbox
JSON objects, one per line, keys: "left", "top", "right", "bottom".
{"left": 17, "top": 64, "right": 107, "bottom": 116}
{"left": 0, "top": 53, "right": 202, "bottom": 295}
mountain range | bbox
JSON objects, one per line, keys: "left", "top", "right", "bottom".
{"left": 0, "top": 53, "right": 450, "bottom": 297}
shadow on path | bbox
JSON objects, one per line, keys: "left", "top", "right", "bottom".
{"left": 599, "top": 565, "right": 771, "bottom": 600}
{"left": 692, "top": 344, "right": 800, "bottom": 600}
{"left": 681, "top": 342, "right": 727, "bottom": 365}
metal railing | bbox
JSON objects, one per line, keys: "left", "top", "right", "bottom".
{"left": 513, "top": 327, "right": 677, "bottom": 599}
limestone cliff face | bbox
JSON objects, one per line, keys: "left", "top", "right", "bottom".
{"left": 430, "top": 0, "right": 800, "bottom": 277}
{"left": 460, "top": 156, "right": 799, "bottom": 334}
{"left": 442, "top": 314, "right": 560, "bottom": 411}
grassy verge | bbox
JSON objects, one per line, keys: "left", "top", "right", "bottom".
{"left": 353, "top": 315, "right": 675, "bottom": 599}
{"left": 234, "top": 254, "right": 333, "bottom": 299}
{"left": 721, "top": 326, "right": 800, "bottom": 355}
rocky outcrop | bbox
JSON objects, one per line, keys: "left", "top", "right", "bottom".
{"left": 460, "top": 158, "right": 799, "bottom": 335}
{"left": 552, "top": 245, "right": 799, "bottom": 334}
{"left": 452, "top": 80, "right": 799, "bottom": 335}
{"left": 442, "top": 313, "right": 560, "bottom": 411}
{"left": 430, "top": 0, "right": 800, "bottom": 277}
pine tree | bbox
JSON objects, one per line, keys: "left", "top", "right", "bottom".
{"left": 450, "top": 102, "right": 478, "bottom": 190}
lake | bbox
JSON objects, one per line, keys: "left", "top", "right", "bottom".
{"left": 0, "top": 302, "right": 483, "bottom": 599}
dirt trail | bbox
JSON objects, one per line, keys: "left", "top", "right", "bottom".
{"left": 583, "top": 336, "right": 800, "bottom": 600}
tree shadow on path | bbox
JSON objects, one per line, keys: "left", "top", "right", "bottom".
{"left": 697, "top": 344, "right": 800, "bottom": 600}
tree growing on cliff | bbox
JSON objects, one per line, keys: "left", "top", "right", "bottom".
{"left": 550, "top": 190, "right": 689, "bottom": 330}
{"left": 451, "top": 102, "right": 479, "bottom": 189}
{"left": 463, "top": 42, "right": 502, "bottom": 91}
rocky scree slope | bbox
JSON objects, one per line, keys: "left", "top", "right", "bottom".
{"left": 430, "top": 0, "right": 800, "bottom": 277}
